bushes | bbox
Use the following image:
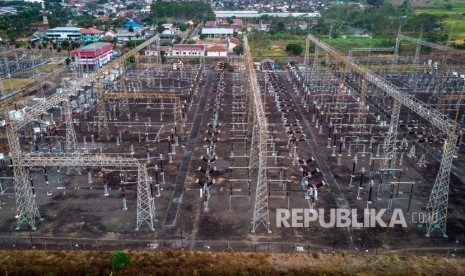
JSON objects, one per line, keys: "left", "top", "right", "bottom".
{"left": 285, "top": 43, "right": 304, "bottom": 56}
{"left": 109, "top": 251, "right": 131, "bottom": 271}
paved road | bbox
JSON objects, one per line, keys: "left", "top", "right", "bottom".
{"left": 163, "top": 69, "right": 214, "bottom": 226}
{"left": 188, "top": 24, "right": 202, "bottom": 40}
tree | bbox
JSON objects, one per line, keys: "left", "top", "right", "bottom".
{"left": 233, "top": 43, "right": 243, "bottom": 55}
{"left": 160, "top": 51, "right": 166, "bottom": 64}
{"left": 65, "top": 57, "right": 71, "bottom": 66}
{"left": 109, "top": 251, "right": 131, "bottom": 271}
{"left": 176, "top": 22, "right": 188, "bottom": 32}
{"left": 61, "top": 40, "right": 70, "bottom": 49}
{"left": 285, "top": 43, "right": 303, "bottom": 56}
{"left": 367, "top": 0, "right": 384, "bottom": 6}
{"left": 128, "top": 26, "right": 134, "bottom": 32}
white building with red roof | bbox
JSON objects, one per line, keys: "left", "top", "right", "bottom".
{"left": 225, "top": 36, "right": 241, "bottom": 52}
{"left": 81, "top": 27, "right": 101, "bottom": 44}
{"left": 171, "top": 45, "right": 206, "bottom": 57}
{"left": 144, "top": 45, "right": 172, "bottom": 56}
{"left": 207, "top": 45, "right": 228, "bottom": 57}
{"left": 72, "top": 42, "right": 113, "bottom": 70}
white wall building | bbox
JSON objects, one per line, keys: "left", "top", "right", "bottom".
{"left": 46, "top": 27, "right": 82, "bottom": 41}
{"left": 171, "top": 45, "right": 206, "bottom": 57}
{"left": 207, "top": 45, "right": 228, "bottom": 57}
{"left": 202, "top": 28, "right": 234, "bottom": 38}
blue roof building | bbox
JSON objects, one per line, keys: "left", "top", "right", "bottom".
{"left": 123, "top": 20, "right": 142, "bottom": 29}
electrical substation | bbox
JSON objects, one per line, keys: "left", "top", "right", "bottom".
{"left": 1, "top": 31, "right": 465, "bottom": 252}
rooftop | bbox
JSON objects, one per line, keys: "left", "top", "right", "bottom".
{"left": 81, "top": 28, "right": 101, "bottom": 35}
{"left": 77, "top": 42, "right": 112, "bottom": 52}
{"left": 202, "top": 28, "right": 234, "bottom": 35}
{"left": 146, "top": 45, "right": 171, "bottom": 52}
{"left": 227, "top": 36, "right": 240, "bottom": 45}
{"left": 172, "top": 45, "right": 206, "bottom": 51}
{"left": 48, "top": 27, "right": 82, "bottom": 32}
{"left": 208, "top": 45, "right": 228, "bottom": 52}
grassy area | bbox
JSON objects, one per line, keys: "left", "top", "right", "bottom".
{"left": 0, "top": 250, "right": 465, "bottom": 275}
{"left": 36, "top": 64, "right": 61, "bottom": 73}
{"left": 248, "top": 35, "right": 396, "bottom": 57}
{"left": 0, "top": 78, "right": 34, "bottom": 93}
{"left": 322, "top": 36, "right": 395, "bottom": 52}
{"left": 249, "top": 37, "right": 306, "bottom": 57}
{"left": 412, "top": 0, "right": 465, "bottom": 43}
{"left": 249, "top": 35, "right": 306, "bottom": 58}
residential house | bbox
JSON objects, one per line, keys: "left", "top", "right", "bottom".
{"left": 144, "top": 45, "right": 172, "bottom": 56}
{"left": 225, "top": 36, "right": 240, "bottom": 52}
{"left": 46, "top": 27, "right": 82, "bottom": 41}
{"left": 81, "top": 27, "right": 101, "bottom": 44}
{"left": 207, "top": 45, "right": 228, "bottom": 58}
{"left": 123, "top": 19, "right": 142, "bottom": 29}
{"left": 202, "top": 28, "right": 234, "bottom": 38}
{"left": 171, "top": 45, "right": 206, "bottom": 57}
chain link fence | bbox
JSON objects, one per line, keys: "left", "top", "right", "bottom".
{"left": 0, "top": 235, "right": 464, "bottom": 258}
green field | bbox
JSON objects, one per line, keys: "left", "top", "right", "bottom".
{"left": 36, "top": 64, "right": 61, "bottom": 73}
{"left": 412, "top": 0, "right": 465, "bottom": 43}
{"left": 322, "top": 36, "right": 395, "bottom": 52}
{"left": 0, "top": 78, "right": 34, "bottom": 93}
{"left": 248, "top": 36, "right": 396, "bottom": 57}
{"left": 249, "top": 37, "right": 306, "bottom": 57}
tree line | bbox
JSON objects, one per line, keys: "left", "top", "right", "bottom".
{"left": 151, "top": 0, "right": 215, "bottom": 21}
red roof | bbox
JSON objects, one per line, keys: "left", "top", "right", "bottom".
{"left": 228, "top": 36, "right": 240, "bottom": 45}
{"left": 172, "top": 45, "right": 205, "bottom": 51}
{"left": 205, "top": 21, "right": 217, "bottom": 27}
{"left": 81, "top": 27, "right": 100, "bottom": 35}
{"left": 232, "top": 19, "right": 243, "bottom": 26}
{"left": 72, "top": 42, "right": 113, "bottom": 58}
{"left": 146, "top": 45, "right": 171, "bottom": 52}
{"left": 208, "top": 45, "right": 228, "bottom": 52}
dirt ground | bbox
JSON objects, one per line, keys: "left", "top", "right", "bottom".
{"left": 0, "top": 57, "right": 464, "bottom": 254}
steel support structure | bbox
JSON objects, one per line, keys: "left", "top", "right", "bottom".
{"left": 312, "top": 45, "right": 319, "bottom": 72}
{"left": 413, "top": 30, "right": 423, "bottom": 65}
{"left": 307, "top": 34, "right": 459, "bottom": 237}
{"left": 21, "top": 154, "right": 157, "bottom": 231}
{"left": 4, "top": 77, "right": 91, "bottom": 230}
{"left": 437, "top": 94, "right": 465, "bottom": 116}
{"left": 393, "top": 31, "right": 451, "bottom": 68}
{"left": 348, "top": 47, "right": 395, "bottom": 60}
{"left": 355, "top": 79, "right": 368, "bottom": 126}
{"left": 5, "top": 35, "right": 160, "bottom": 230}
{"left": 103, "top": 91, "right": 185, "bottom": 138}
{"left": 381, "top": 99, "right": 401, "bottom": 171}
{"left": 64, "top": 99, "right": 77, "bottom": 154}
{"left": 95, "top": 35, "right": 159, "bottom": 140}
{"left": 6, "top": 123, "right": 41, "bottom": 230}
{"left": 424, "top": 132, "right": 457, "bottom": 237}
{"left": 244, "top": 36, "right": 271, "bottom": 233}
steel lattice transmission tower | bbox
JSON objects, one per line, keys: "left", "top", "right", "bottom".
{"left": 306, "top": 34, "right": 459, "bottom": 238}
{"left": 6, "top": 122, "right": 41, "bottom": 230}
{"left": 244, "top": 36, "right": 271, "bottom": 234}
